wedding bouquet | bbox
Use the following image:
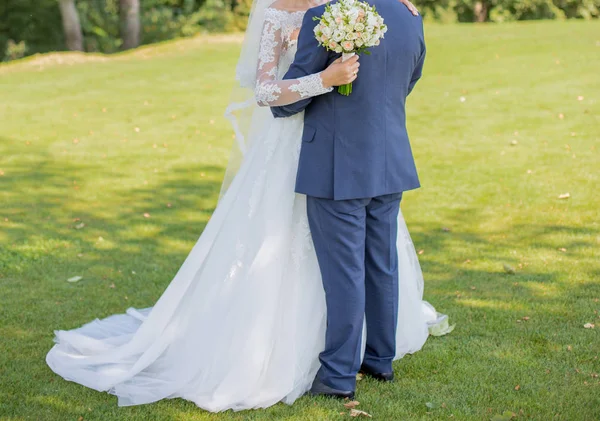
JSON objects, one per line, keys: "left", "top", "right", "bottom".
{"left": 313, "top": 0, "right": 387, "bottom": 95}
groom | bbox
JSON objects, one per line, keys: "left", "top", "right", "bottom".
{"left": 271, "top": 0, "right": 425, "bottom": 399}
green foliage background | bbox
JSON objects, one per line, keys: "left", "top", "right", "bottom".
{"left": 0, "top": 0, "right": 253, "bottom": 60}
{"left": 0, "top": 0, "right": 599, "bottom": 59}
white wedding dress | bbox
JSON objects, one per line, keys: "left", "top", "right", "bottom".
{"left": 46, "top": 7, "right": 444, "bottom": 412}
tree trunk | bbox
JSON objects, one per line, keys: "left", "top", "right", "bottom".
{"left": 120, "top": 0, "right": 141, "bottom": 50}
{"left": 474, "top": 1, "right": 489, "bottom": 22}
{"left": 58, "top": 0, "right": 84, "bottom": 51}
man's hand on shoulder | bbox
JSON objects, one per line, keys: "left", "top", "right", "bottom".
{"left": 397, "top": 0, "right": 419, "bottom": 16}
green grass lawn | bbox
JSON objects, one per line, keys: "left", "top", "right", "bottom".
{"left": 1, "top": 21, "right": 599, "bottom": 421}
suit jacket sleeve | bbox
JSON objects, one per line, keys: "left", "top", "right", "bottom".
{"left": 408, "top": 44, "right": 426, "bottom": 96}
{"left": 271, "top": 8, "right": 331, "bottom": 118}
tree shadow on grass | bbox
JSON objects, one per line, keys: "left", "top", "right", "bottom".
{"left": 0, "top": 147, "right": 229, "bottom": 418}
{"left": 1, "top": 140, "right": 599, "bottom": 419}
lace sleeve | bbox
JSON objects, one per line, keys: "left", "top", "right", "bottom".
{"left": 255, "top": 9, "right": 333, "bottom": 107}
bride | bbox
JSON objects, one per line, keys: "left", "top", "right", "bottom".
{"left": 46, "top": 0, "right": 447, "bottom": 412}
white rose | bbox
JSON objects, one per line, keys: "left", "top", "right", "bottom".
{"left": 345, "top": 31, "right": 358, "bottom": 40}
{"left": 333, "top": 31, "right": 345, "bottom": 42}
{"left": 365, "top": 25, "right": 374, "bottom": 34}
{"left": 322, "top": 26, "right": 333, "bottom": 37}
{"left": 361, "top": 31, "right": 370, "bottom": 41}
{"left": 335, "top": 45, "right": 343, "bottom": 53}
{"left": 354, "top": 22, "right": 365, "bottom": 31}
{"left": 367, "top": 14, "right": 377, "bottom": 26}
{"left": 348, "top": 9, "right": 359, "bottom": 21}
{"left": 354, "top": 38, "right": 364, "bottom": 48}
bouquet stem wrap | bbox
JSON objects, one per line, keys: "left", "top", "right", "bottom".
{"left": 339, "top": 52, "right": 356, "bottom": 96}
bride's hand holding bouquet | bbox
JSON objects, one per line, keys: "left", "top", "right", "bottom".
{"left": 313, "top": 0, "right": 387, "bottom": 95}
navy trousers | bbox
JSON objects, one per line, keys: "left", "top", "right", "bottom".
{"left": 307, "top": 193, "right": 402, "bottom": 391}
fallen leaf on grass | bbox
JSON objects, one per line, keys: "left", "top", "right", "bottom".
{"left": 429, "top": 317, "right": 455, "bottom": 336}
{"left": 75, "top": 223, "right": 85, "bottom": 229}
{"left": 344, "top": 401, "right": 360, "bottom": 409}
{"left": 503, "top": 264, "right": 516, "bottom": 274}
{"left": 558, "top": 193, "right": 570, "bottom": 199}
{"left": 583, "top": 323, "right": 595, "bottom": 329}
{"left": 349, "top": 409, "right": 372, "bottom": 418}
{"left": 514, "top": 385, "right": 520, "bottom": 391}
{"left": 356, "top": 373, "right": 364, "bottom": 381}
{"left": 67, "top": 276, "right": 83, "bottom": 283}
{"left": 143, "top": 213, "right": 151, "bottom": 218}
{"left": 522, "top": 316, "right": 530, "bottom": 321}
{"left": 558, "top": 248, "right": 567, "bottom": 252}
{"left": 418, "top": 249, "right": 424, "bottom": 255}
{"left": 491, "top": 411, "right": 516, "bottom": 421}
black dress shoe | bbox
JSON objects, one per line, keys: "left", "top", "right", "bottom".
{"left": 359, "top": 364, "right": 394, "bottom": 382}
{"left": 310, "top": 377, "right": 355, "bottom": 400}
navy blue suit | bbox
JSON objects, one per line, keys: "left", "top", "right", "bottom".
{"left": 271, "top": 0, "right": 426, "bottom": 392}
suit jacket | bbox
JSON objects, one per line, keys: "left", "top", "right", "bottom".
{"left": 271, "top": 0, "right": 425, "bottom": 200}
